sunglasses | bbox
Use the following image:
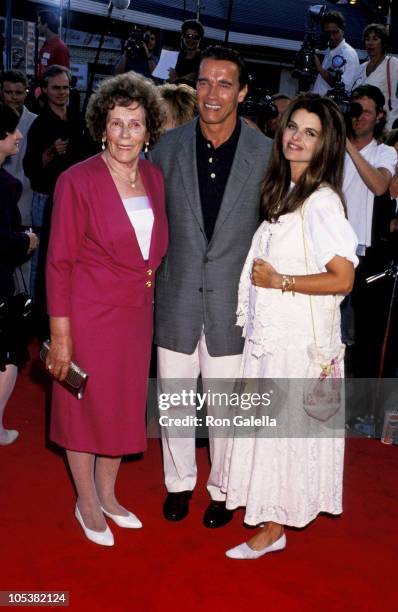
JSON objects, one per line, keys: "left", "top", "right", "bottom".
{"left": 183, "top": 34, "right": 200, "bottom": 41}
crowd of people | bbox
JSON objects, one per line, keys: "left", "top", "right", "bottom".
{"left": 1, "top": 8, "right": 397, "bottom": 560}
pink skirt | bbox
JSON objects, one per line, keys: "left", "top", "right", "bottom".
{"left": 50, "top": 295, "right": 153, "bottom": 456}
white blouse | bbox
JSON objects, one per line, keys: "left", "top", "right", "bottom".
{"left": 122, "top": 196, "right": 154, "bottom": 260}
{"left": 353, "top": 56, "right": 398, "bottom": 129}
{"left": 236, "top": 186, "right": 358, "bottom": 357}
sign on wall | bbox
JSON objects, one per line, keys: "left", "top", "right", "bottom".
{"left": 64, "top": 28, "right": 122, "bottom": 51}
{"left": 70, "top": 62, "right": 89, "bottom": 90}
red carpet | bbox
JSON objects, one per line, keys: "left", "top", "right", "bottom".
{"left": 1, "top": 353, "right": 397, "bottom": 611}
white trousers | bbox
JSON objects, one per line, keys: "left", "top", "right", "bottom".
{"left": 158, "top": 332, "right": 242, "bottom": 501}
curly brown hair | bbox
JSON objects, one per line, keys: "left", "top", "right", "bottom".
{"left": 86, "top": 72, "right": 164, "bottom": 148}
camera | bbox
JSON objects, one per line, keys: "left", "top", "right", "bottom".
{"left": 125, "top": 28, "right": 148, "bottom": 61}
{"left": 326, "top": 55, "right": 363, "bottom": 122}
{"left": 239, "top": 75, "right": 278, "bottom": 123}
{"left": 325, "top": 55, "right": 351, "bottom": 114}
{"left": 292, "top": 4, "right": 329, "bottom": 91}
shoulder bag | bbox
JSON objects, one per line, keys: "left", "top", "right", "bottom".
{"left": 300, "top": 204, "right": 345, "bottom": 422}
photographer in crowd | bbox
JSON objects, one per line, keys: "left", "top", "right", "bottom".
{"left": 312, "top": 11, "right": 359, "bottom": 96}
{"left": 343, "top": 84, "right": 397, "bottom": 376}
{"left": 114, "top": 27, "right": 159, "bottom": 78}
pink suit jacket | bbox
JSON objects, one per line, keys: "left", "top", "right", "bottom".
{"left": 46, "top": 153, "right": 168, "bottom": 316}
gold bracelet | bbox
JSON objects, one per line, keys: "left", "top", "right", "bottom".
{"left": 281, "top": 274, "right": 295, "bottom": 295}
{"left": 281, "top": 275, "right": 291, "bottom": 293}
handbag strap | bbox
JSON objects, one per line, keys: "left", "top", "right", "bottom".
{"left": 300, "top": 203, "right": 336, "bottom": 349}
{"left": 386, "top": 56, "right": 392, "bottom": 112}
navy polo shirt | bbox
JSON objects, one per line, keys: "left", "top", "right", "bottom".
{"left": 196, "top": 119, "right": 241, "bottom": 242}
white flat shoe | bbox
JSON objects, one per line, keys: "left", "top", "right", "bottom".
{"left": 0, "top": 429, "right": 19, "bottom": 446}
{"left": 101, "top": 506, "right": 142, "bottom": 529}
{"left": 226, "top": 533, "right": 286, "bottom": 559}
{"left": 75, "top": 505, "right": 114, "bottom": 546}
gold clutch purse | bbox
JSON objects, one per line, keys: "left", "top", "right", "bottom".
{"left": 40, "top": 340, "right": 88, "bottom": 400}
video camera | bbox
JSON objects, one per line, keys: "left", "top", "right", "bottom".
{"left": 292, "top": 4, "right": 329, "bottom": 91}
{"left": 125, "top": 27, "right": 151, "bottom": 62}
{"left": 292, "top": 4, "right": 363, "bottom": 122}
{"left": 325, "top": 55, "right": 363, "bottom": 122}
{"left": 239, "top": 75, "right": 278, "bottom": 124}
{"left": 325, "top": 55, "right": 351, "bottom": 113}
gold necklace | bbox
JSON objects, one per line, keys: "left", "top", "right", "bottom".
{"left": 104, "top": 155, "right": 138, "bottom": 188}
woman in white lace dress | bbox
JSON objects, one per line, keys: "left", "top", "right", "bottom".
{"left": 222, "top": 94, "right": 358, "bottom": 559}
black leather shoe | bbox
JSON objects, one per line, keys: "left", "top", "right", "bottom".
{"left": 163, "top": 491, "right": 192, "bottom": 521}
{"left": 203, "top": 500, "right": 233, "bottom": 528}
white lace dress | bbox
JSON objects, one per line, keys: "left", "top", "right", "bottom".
{"left": 221, "top": 186, "right": 358, "bottom": 527}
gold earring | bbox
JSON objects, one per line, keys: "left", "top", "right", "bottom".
{"left": 101, "top": 138, "right": 106, "bottom": 151}
{"left": 144, "top": 141, "right": 149, "bottom": 154}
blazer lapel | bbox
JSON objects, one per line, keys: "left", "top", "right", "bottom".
{"left": 140, "top": 159, "right": 159, "bottom": 266}
{"left": 210, "top": 123, "right": 259, "bottom": 243}
{"left": 176, "top": 121, "right": 205, "bottom": 235}
{"left": 97, "top": 154, "right": 146, "bottom": 267}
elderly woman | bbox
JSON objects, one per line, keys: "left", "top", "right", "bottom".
{"left": 46, "top": 73, "right": 168, "bottom": 546}
{"left": 353, "top": 23, "right": 398, "bottom": 129}
{"left": 222, "top": 94, "right": 358, "bottom": 559}
{"left": 158, "top": 83, "right": 197, "bottom": 131}
{"left": 0, "top": 105, "right": 38, "bottom": 446}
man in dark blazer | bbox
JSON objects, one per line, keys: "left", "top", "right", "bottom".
{"left": 152, "top": 46, "right": 272, "bottom": 527}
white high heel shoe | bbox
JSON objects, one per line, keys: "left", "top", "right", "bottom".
{"left": 75, "top": 505, "right": 114, "bottom": 546}
{"left": 101, "top": 506, "right": 142, "bottom": 529}
{"left": 226, "top": 533, "right": 286, "bottom": 559}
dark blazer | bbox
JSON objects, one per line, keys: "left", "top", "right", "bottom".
{"left": 46, "top": 154, "right": 168, "bottom": 316}
{"left": 23, "top": 105, "right": 84, "bottom": 195}
{"left": 0, "top": 168, "right": 29, "bottom": 300}
{"left": 151, "top": 118, "right": 272, "bottom": 356}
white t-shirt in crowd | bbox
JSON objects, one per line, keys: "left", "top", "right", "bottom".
{"left": 312, "top": 39, "right": 360, "bottom": 96}
{"left": 343, "top": 139, "right": 397, "bottom": 252}
{"left": 353, "top": 56, "right": 398, "bottom": 129}
{"left": 122, "top": 196, "right": 154, "bottom": 260}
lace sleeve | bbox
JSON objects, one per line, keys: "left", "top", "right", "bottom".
{"left": 236, "top": 224, "right": 264, "bottom": 329}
